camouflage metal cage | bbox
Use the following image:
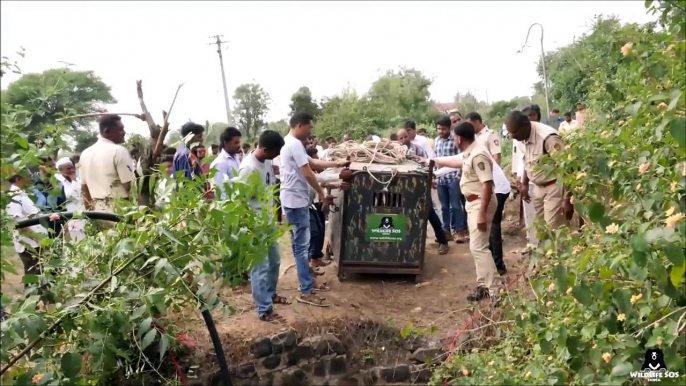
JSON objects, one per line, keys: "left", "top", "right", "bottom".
{"left": 327, "top": 161, "right": 432, "bottom": 283}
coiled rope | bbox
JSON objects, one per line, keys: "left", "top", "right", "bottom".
{"left": 327, "top": 140, "right": 410, "bottom": 164}
{"left": 327, "top": 140, "right": 417, "bottom": 191}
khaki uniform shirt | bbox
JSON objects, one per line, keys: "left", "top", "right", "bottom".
{"left": 459, "top": 142, "right": 494, "bottom": 197}
{"left": 475, "top": 127, "right": 501, "bottom": 157}
{"left": 80, "top": 137, "right": 135, "bottom": 200}
{"left": 522, "top": 121, "right": 563, "bottom": 185}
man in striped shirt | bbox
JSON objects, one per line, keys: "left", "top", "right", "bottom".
{"left": 173, "top": 122, "right": 205, "bottom": 182}
{"left": 434, "top": 116, "right": 466, "bottom": 243}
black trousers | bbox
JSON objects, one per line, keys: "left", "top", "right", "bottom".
{"left": 275, "top": 179, "right": 283, "bottom": 223}
{"left": 489, "top": 193, "right": 509, "bottom": 269}
{"left": 428, "top": 206, "right": 448, "bottom": 245}
{"left": 309, "top": 204, "right": 326, "bottom": 260}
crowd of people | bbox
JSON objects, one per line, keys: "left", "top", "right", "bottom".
{"left": 6, "top": 101, "right": 579, "bottom": 321}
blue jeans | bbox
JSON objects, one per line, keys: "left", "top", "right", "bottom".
{"left": 250, "top": 243, "right": 281, "bottom": 317}
{"left": 284, "top": 207, "right": 314, "bottom": 295}
{"left": 437, "top": 179, "right": 466, "bottom": 232}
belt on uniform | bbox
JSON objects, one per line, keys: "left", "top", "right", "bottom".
{"left": 466, "top": 194, "right": 480, "bottom": 202}
{"left": 535, "top": 179, "right": 557, "bottom": 187}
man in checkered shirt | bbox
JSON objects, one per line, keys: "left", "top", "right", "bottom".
{"left": 434, "top": 116, "right": 467, "bottom": 243}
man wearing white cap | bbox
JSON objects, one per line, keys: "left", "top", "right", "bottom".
{"left": 55, "top": 157, "right": 86, "bottom": 241}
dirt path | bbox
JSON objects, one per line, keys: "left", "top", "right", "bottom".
{"left": 179, "top": 195, "right": 527, "bottom": 353}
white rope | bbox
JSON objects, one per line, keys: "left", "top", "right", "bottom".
{"left": 327, "top": 140, "right": 410, "bottom": 164}
{"left": 328, "top": 140, "right": 409, "bottom": 191}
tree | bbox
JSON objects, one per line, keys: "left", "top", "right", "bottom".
{"left": 232, "top": 83, "right": 270, "bottom": 139}
{"left": 267, "top": 119, "right": 289, "bottom": 136}
{"left": 453, "top": 92, "right": 489, "bottom": 120}
{"left": 2, "top": 68, "right": 115, "bottom": 144}
{"left": 367, "top": 67, "right": 439, "bottom": 129}
{"left": 289, "top": 86, "right": 320, "bottom": 117}
{"left": 316, "top": 89, "right": 376, "bottom": 140}
{"left": 535, "top": 17, "right": 627, "bottom": 113}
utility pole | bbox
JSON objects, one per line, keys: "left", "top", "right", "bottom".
{"left": 209, "top": 35, "right": 234, "bottom": 125}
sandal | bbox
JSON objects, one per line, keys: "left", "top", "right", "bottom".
{"left": 259, "top": 311, "right": 286, "bottom": 323}
{"left": 272, "top": 294, "right": 291, "bottom": 305}
{"left": 313, "top": 283, "right": 330, "bottom": 292}
{"left": 296, "top": 294, "right": 330, "bottom": 307}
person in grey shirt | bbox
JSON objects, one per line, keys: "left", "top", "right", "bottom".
{"left": 280, "top": 112, "right": 348, "bottom": 307}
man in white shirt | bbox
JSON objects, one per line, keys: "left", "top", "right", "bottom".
{"left": 280, "top": 112, "right": 348, "bottom": 307}
{"left": 5, "top": 170, "right": 49, "bottom": 281}
{"left": 404, "top": 120, "right": 434, "bottom": 158}
{"left": 80, "top": 115, "right": 135, "bottom": 214}
{"left": 320, "top": 136, "right": 337, "bottom": 161}
{"left": 55, "top": 157, "right": 86, "bottom": 241}
{"left": 231, "top": 130, "right": 289, "bottom": 322}
{"left": 559, "top": 111, "right": 581, "bottom": 134}
{"left": 209, "top": 127, "right": 242, "bottom": 199}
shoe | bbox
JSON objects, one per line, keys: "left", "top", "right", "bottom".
{"left": 444, "top": 230, "right": 454, "bottom": 241}
{"left": 466, "top": 286, "right": 490, "bottom": 302}
{"left": 497, "top": 266, "right": 507, "bottom": 275}
{"left": 438, "top": 244, "right": 449, "bottom": 255}
{"left": 454, "top": 231, "right": 466, "bottom": 244}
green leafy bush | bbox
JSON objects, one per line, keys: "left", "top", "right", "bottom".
{"left": 434, "top": 2, "right": 685, "bottom": 385}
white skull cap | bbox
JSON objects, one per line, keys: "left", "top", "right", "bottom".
{"left": 55, "top": 157, "right": 73, "bottom": 168}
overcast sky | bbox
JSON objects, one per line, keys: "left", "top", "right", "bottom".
{"left": 1, "top": 1, "right": 654, "bottom": 135}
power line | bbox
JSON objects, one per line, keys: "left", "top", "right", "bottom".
{"left": 209, "top": 35, "right": 234, "bottom": 125}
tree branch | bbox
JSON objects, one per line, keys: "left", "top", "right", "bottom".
{"left": 153, "top": 83, "right": 184, "bottom": 157}
{"left": 56, "top": 112, "right": 143, "bottom": 122}
{"left": 136, "top": 80, "right": 157, "bottom": 134}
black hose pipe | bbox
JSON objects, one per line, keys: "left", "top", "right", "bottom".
{"left": 201, "top": 309, "right": 233, "bottom": 386}
{"left": 12, "top": 210, "right": 233, "bottom": 386}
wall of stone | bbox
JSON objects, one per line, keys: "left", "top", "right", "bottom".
{"left": 206, "top": 331, "right": 444, "bottom": 386}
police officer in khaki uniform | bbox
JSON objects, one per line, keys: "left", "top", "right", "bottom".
{"left": 453, "top": 122, "right": 500, "bottom": 304}
{"left": 80, "top": 115, "right": 135, "bottom": 228}
{"left": 505, "top": 111, "right": 572, "bottom": 229}
{"left": 466, "top": 112, "right": 502, "bottom": 165}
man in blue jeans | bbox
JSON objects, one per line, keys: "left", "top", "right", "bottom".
{"left": 280, "top": 112, "right": 349, "bottom": 307}
{"left": 232, "top": 130, "right": 287, "bottom": 322}
{"left": 434, "top": 116, "right": 467, "bottom": 243}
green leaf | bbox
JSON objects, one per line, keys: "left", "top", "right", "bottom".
{"left": 132, "top": 305, "right": 146, "bottom": 319}
{"left": 60, "top": 352, "right": 82, "bottom": 379}
{"left": 159, "top": 334, "right": 169, "bottom": 360}
{"left": 160, "top": 228, "right": 182, "bottom": 245}
{"left": 611, "top": 362, "right": 634, "bottom": 377}
{"left": 553, "top": 265, "right": 568, "bottom": 293}
{"left": 612, "top": 290, "right": 632, "bottom": 314}
{"left": 668, "top": 89, "right": 682, "bottom": 111}
{"left": 670, "top": 118, "right": 686, "bottom": 151}
{"left": 670, "top": 261, "right": 685, "bottom": 287}
{"left": 573, "top": 284, "right": 592, "bottom": 305}
{"left": 21, "top": 274, "right": 39, "bottom": 284}
{"left": 138, "top": 317, "right": 152, "bottom": 337}
{"left": 141, "top": 328, "right": 157, "bottom": 350}
{"left": 154, "top": 258, "right": 168, "bottom": 278}
{"left": 664, "top": 243, "right": 685, "bottom": 266}
{"left": 626, "top": 102, "right": 642, "bottom": 117}
{"left": 588, "top": 202, "right": 605, "bottom": 223}
{"left": 16, "top": 136, "right": 28, "bottom": 149}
